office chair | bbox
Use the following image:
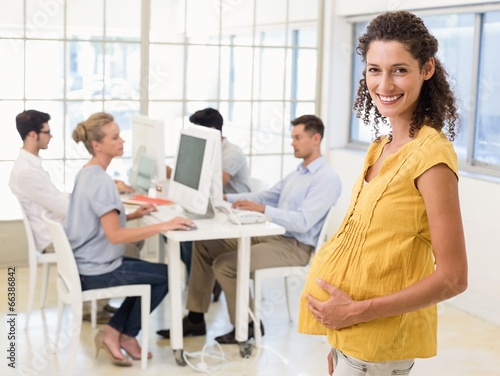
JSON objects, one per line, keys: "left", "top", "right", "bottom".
{"left": 18, "top": 202, "right": 57, "bottom": 329}
{"left": 41, "top": 211, "right": 151, "bottom": 372}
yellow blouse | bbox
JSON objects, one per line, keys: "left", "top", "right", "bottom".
{"left": 297, "top": 126, "right": 458, "bottom": 362}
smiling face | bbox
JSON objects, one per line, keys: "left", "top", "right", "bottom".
{"left": 365, "top": 40, "right": 434, "bottom": 126}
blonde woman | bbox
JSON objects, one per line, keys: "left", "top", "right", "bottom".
{"left": 67, "top": 112, "right": 195, "bottom": 366}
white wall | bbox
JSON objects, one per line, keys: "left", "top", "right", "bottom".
{"left": 323, "top": 0, "right": 500, "bottom": 326}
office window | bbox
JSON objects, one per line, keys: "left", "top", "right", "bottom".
{"left": 149, "top": 0, "right": 321, "bottom": 182}
{"left": 349, "top": 9, "right": 500, "bottom": 175}
{"left": 0, "top": 0, "right": 321, "bottom": 220}
{"left": 474, "top": 11, "right": 500, "bottom": 167}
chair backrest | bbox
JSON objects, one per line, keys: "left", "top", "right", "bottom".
{"left": 41, "top": 211, "right": 82, "bottom": 304}
{"left": 315, "top": 206, "right": 342, "bottom": 252}
{"left": 18, "top": 201, "right": 40, "bottom": 267}
{"left": 249, "top": 177, "right": 267, "bottom": 193}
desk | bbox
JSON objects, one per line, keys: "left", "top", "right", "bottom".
{"left": 142, "top": 209, "right": 285, "bottom": 364}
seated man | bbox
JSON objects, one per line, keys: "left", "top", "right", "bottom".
{"left": 9, "top": 109, "right": 144, "bottom": 323}
{"left": 157, "top": 114, "right": 342, "bottom": 343}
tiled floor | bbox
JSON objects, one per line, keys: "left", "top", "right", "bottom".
{"left": 1, "top": 264, "right": 499, "bottom": 376}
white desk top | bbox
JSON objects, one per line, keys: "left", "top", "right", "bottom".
{"left": 141, "top": 204, "right": 285, "bottom": 240}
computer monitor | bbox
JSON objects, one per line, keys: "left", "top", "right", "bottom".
{"left": 168, "top": 125, "right": 223, "bottom": 217}
{"left": 129, "top": 114, "right": 166, "bottom": 193}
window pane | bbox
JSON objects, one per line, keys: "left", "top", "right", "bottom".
{"left": 283, "top": 153, "right": 298, "bottom": 176}
{"left": 150, "top": 0, "right": 186, "bottom": 43}
{"left": 423, "top": 13, "right": 475, "bottom": 160}
{"left": 0, "top": 102, "right": 24, "bottom": 160}
{"left": 474, "top": 11, "right": 500, "bottom": 166}
{"left": 252, "top": 102, "right": 285, "bottom": 154}
{"left": 296, "top": 27, "right": 318, "bottom": 48}
{"left": 293, "top": 102, "right": 316, "bottom": 120}
{"left": 350, "top": 21, "right": 370, "bottom": 143}
{"left": 26, "top": 41, "right": 64, "bottom": 99}
{"left": 106, "top": 0, "right": 141, "bottom": 41}
{"left": 186, "top": 0, "right": 220, "bottom": 44}
{"left": 249, "top": 155, "right": 282, "bottom": 186}
{"left": 290, "top": 0, "right": 319, "bottom": 28}
{"left": 0, "top": 1, "right": 23, "bottom": 36}
{"left": 219, "top": 101, "right": 252, "bottom": 154}
{"left": 291, "top": 48, "right": 317, "bottom": 100}
{"left": 220, "top": 46, "right": 253, "bottom": 100}
{"left": 42, "top": 160, "right": 65, "bottom": 192}
{"left": 186, "top": 46, "right": 220, "bottom": 99}
{"left": 149, "top": 44, "right": 185, "bottom": 100}
{"left": 66, "top": 41, "right": 105, "bottom": 100}
{"left": 104, "top": 43, "right": 140, "bottom": 100}
{"left": 149, "top": 101, "right": 184, "bottom": 158}
{"left": 255, "top": 0, "right": 287, "bottom": 46}
{"left": 221, "top": 0, "right": 255, "bottom": 46}
{"left": 0, "top": 40, "right": 24, "bottom": 99}
{"left": 67, "top": 0, "right": 103, "bottom": 39}
{"left": 253, "top": 48, "right": 286, "bottom": 100}
{"left": 26, "top": 0, "right": 64, "bottom": 39}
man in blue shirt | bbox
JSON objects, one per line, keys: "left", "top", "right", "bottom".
{"left": 157, "top": 114, "right": 342, "bottom": 343}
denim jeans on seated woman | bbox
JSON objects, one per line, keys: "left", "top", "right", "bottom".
{"left": 80, "top": 257, "right": 168, "bottom": 337}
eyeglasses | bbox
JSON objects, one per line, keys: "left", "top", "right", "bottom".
{"left": 39, "top": 130, "right": 51, "bottom": 135}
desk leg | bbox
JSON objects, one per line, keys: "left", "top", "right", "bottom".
{"left": 165, "top": 237, "right": 186, "bottom": 366}
{"left": 235, "top": 236, "right": 253, "bottom": 357}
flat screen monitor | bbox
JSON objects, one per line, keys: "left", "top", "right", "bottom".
{"left": 129, "top": 114, "right": 166, "bottom": 193}
{"left": 169, "top": 125, "right": 223, "bottom": 216}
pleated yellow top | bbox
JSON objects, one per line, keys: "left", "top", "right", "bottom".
{"left": 297, "top": 126, "right": 458, "bottom": 362}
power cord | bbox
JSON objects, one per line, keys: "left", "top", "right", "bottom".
{"left": 183, "top": 341, "right": 227, "bottom": 374}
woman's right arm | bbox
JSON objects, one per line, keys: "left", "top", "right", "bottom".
{"left": 99, "top": 210, "right": 195, "bottom": 244}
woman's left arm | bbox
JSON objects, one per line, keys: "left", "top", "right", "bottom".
{"left": 126, "top": 203, "right": 156, "bottom": 221}
{"left": 307, "top": 163, "right": 468, "bottom": 329}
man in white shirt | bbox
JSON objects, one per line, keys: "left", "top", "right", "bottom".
{"left": 9, "top": 109, "right": 130, "bottom": 323}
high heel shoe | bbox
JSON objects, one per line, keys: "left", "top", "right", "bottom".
{"left": 94, "top": 330, "right": 132, "bottom": 367}
{"left": 120, "top": 334, "right": 153, "bottom": 360}
{"left": 122, "top": 348, "right": 153, "bottom": 360}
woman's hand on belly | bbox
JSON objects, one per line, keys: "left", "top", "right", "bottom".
{"left": 305, "top": 278, "right": 365, "bottom": 330}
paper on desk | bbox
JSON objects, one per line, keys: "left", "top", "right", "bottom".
{"left": 124, "top": 194, "right": 174, "bottom": 206}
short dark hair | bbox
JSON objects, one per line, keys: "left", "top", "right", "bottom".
{"left": 291, "top": 114, "right": 324, "bottom": 140}
{"left": 189, "top": 108, "right": 223, "bottom": 131}
{"left": 16, "top": 110, "right": 51, "bottom": 141}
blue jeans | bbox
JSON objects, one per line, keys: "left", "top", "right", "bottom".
{"left": 80, "top": 257, "right": 168, "bottom": 337}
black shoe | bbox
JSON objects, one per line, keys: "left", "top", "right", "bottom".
{"left": 156, "top": 316, "right": 206, "bottom": 339}
{"left": 214, "top": 321, "right": 265, "bottom": 344}
{"left": 212, "top": 280, "right": 222, "bottom": 302}
{"left": 103, "top": 303, "right": 119, "bottom": 314}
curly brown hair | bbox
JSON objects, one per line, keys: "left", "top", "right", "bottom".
{"left": 353, "top": 11, "right": 459, "bottom": 141}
